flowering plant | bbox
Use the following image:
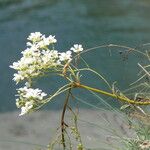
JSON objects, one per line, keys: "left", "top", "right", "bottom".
{"left": 10, "top": 32, "right": 150, "bottom": 150}
{"left": 10, "top": 32, "right": 84, "bottom": 116}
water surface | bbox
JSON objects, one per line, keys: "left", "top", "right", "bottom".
{"left": 0, "top": 0, "right": 150, "bottom": 111}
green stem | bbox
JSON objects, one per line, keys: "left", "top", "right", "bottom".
{"left": 74, "top": 83, "right": 150, "bottom": 105}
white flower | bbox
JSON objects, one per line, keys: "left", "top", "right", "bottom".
{"left": 10, "top": 62, "right": 20, "bottom": 70}
{"left": 27, "top": 32, "right": 42, "bottom": 42}
{"left": 18, "top": 86, "right": 47, "bottom": 100}
{"left": 16, "top": 99, "right": 20, "bottom": 108}
{"left": 50, "top": 50, "right": 59, "bottom": 58}
{"left": 13, "top": 73, "right": 25, "bottom": 83}
{"left": 37, "top": 39, "right": 49, "bottom": 48}
{"left": 16, "top": 86, "right": 47, "bottom": 116}
{"left": 25, "top": 82, "right": 31, "bottom": 87}
{"left": 26, "top": 42, "right": 33, "bottom": 47}
{"left": 70, "top": 44, "right": 83, "bottom": 53}
{"left": 25, "top": 88, "right": 46, "bottom": 99}
{"left": 10, "top": 56, "right": 36, "bottom": 71}
{"left": 10, "top": 32, "right": 61, "bottom": 84}
{"left": 19, "top": 106, "right": 27, "bottom": 116}
{"left": 47, "top": 35, "right": 57, "bottom": 44}
{"left": 41, "top": 50, "right": 59, "bottom": 66}
{"left": 59, "top": 51, "right": 72, "bottom": 61}
{"left": 37, "top": 35, "right": 57, "bottom": 48}
{"left": 10, "top": 46, "right": 43, "bottom": 83}
{"left": 22, "top": 47, "right": 40, "bottom": 57}
{"left": 19, "top": 101, "right": 33, "bottom": 116}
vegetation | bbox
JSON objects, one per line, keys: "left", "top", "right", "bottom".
{"left": 10, "top": 32, "right": 150, "bottom": 150}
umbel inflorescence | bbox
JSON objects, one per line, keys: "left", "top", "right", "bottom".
{"left": 10, "top": 32, "right": 83, "bottom": 116}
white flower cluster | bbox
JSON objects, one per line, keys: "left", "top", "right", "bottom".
{"left": 70, "top": 44, "right": 83, "bottom": 53}
{"left": 10, "top": 32, "right": 84, "bottom": 116}
{"left": 10, "top": 32, "right": 83, "bottom": 83}
{"left": 16, "top": 86, "right": 47, "bottom": 116}
{"left": 10, "top": 32, "right": 59, "bottom": 83}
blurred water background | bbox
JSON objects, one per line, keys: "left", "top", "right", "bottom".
{"left": 1, "top": 0, "right": 150, "bottom": 112}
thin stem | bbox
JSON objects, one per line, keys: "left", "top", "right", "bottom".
{"left": 78, "top": 67, "right": 111, "bottom": 90}
{"left": 67, "top": 105, "right": 83, "bottom": 147}
{"left": 73, "top": 44, "right": 147, "bottom": 61}
{"left": 61, "top": 88, "right": 72, "bottom": 150}
{"left": 73, "top": 82, "right": 150, "bottom": 105}
{"left": 138, "top": 63, "right": 150, "bottom": 77}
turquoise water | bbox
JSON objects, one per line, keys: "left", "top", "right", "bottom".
{"left": 1, "top": 0, "right": 150, "bottom": 111}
